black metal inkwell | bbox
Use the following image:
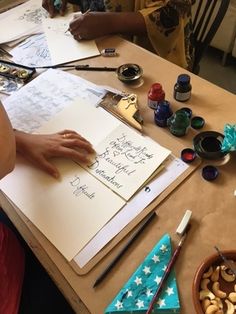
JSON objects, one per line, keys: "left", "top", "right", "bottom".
{"left": 116, "top": 63, "right": 143, "bottom": 83}
{"left": 193, "top": 131, "right": 228, "bottom": 160}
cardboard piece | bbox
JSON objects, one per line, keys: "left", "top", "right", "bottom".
{"left": 105, "top": 234, "right": 180, "bottom": 313}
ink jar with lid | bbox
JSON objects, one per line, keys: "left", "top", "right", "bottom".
{"left": 167, "top": 110, "right": 190, "bottom": 137}
{"left": 174, "top": 74, "right": 192, "bottom": 102}
{"left": 148, "top": 83, "right": 165, "bottom": 109}
{"left": 154, "top": 100, "right": 173, "bottom": 127}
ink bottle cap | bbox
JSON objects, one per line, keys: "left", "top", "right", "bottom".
{"left": 154, "top": 100, "right": 173, "bottom": 127}
{"left": 202, "top": 165, "right": 219, "bottom": 181}
{"left": 181, "top": 148, "right": 196, "bottom": 163}
{"left": 167, "top": 110, "right": 190, "bottom": 137}
{"left": 148, "top": 83, "right": 165, "bottom": 109}
{"left": 177, "top": 107, "right": 192, "bottom": 119}
{"left": 191, "top": 116, "right": 205, "bottom": 129}
{"left": 174, "top": 74, "right": 192, "bottom": 102}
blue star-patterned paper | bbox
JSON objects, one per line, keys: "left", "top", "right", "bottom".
{"left": 105, "top": 234, "right": 180, "bottom": 314}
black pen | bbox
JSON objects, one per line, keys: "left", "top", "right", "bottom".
{"left": 35, "top": 64, "right": 117, "bottom": 72}
{"left": 93, "top": 211, "right": 156, "bottom": 288}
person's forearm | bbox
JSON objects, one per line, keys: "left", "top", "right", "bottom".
{"left": 14, "top": 129, "right": 30, "bottom": 155}
{"left": 0, "top": 103, "right": 15, "bottom": 179}
{"left": 103, "top": 12, "right": 147, "bottom": 36}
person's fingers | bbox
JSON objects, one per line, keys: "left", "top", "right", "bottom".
{"left": 60, "top": 0, "right": 67, "bottom": 15}
{"left": 42, "top": 0, "right": 49, "bottom": 12}
{"left": 64, "top": 138, "right": 95, "bottom": 154}
{"left": 39, "top": 158, "right": 60, "bottom": 178}
{"left": 59, "top": 130, "right": 93, "bottom": 146}
{"left": 69, "top": 16, "right": 82, "bottom": 32}
{"left": 58, "top": 129, "right": 78, "bottom": 136}
{"left": 47, "top": 0, "right": 56, "bottom": 17}
{"left": 49, "top": 145, "right": 93, "bottom": 163}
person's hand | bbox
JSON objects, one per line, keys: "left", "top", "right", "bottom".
{"left": 42, "top": 0, "right": 68, "bottom": 17}
{"left": 15, "top": 130, "right": 95, "bottom": 179}
{"left": 69, "top": 12, "right": 112, "bottom": 40}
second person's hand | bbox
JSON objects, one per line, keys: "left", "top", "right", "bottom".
{"left": 69, "top": 12, "right": 112, "bottom": 40}
{"left": 42, "top": 0, "right": 68, "bottom": 17}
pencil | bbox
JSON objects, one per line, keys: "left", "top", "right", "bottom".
{"left": 65, "top": 8, "right": 91, "bottom": 33}
{"left": 146, "top": 227, "right": 190, "bottom": 314}
{"left": 93, "top": 211, "right": 156, "bottom": 288}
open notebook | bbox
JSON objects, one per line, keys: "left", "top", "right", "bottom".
{"left": 0, "top": 99, "right": 170, "bottom": 261}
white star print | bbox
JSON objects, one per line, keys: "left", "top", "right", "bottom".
{"left": 134, "top": 276, "right": 142, "bottom": 286}
{"left": 157, "top": 298, "right": 166, "bottom": 307}
{"left": 152, "top": 254, "right": 160, "bottom": 263}
{"left": 160, "top": 244, "right": 168, "bottom": 253}
{"left": 115, "top": 300, "right": 123, "bottom": 310}
{"left": 154, "top": 276, "right": 162, "bottom": 285}
{"left": 136, "top": 299, "right": 145, "bottom": 309}
{"left": 146, "top": 288, "right": 153, "bottom": 297}
{"left": 143, "top": 266, "right": 151, "bottom": 275}
{"left": 166, "top": 287, "right": 174, "bottom": 296}
{"left": 162, "top": 265, "right": 167, "bottom": 271}
{"left": 127, "top": 290, "right": 133, "bottom": 298}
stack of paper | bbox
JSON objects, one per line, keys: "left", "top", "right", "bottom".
{"left": 0, "top": 68, "right": 172, "bottom": 261}
{"left": 0, "top": 0, "right": 47, "bottom": 45}
{"left": 0, "top": 0, "right": 100, "bottom": 66}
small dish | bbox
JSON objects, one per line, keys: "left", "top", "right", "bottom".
{"left": 116, "top": 63, "right": 143, "bottom": 83}
{"left": 192, "top": 250, "right": 236, "bottom": 314}
{"left": 193, "top": 131, "right": 228, "bottom": 159}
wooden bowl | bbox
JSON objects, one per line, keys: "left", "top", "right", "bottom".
{"left": 192, "top": 250, "right": 236, "bottom": 313}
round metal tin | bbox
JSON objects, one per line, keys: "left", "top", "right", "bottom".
{"left": 116, "top": 63, "right": 143, "bottom": 83}
{"left": 202, "top": 165, "right": 219, "bottom": 181}
{"left": 191, "top": 116, "right": 205, "bottom": 129}
{"left": 193, "top": 131, "right": 227, "bottom": 159}
{"left": 181, "top": 148, "right": 196, "bottom": 163}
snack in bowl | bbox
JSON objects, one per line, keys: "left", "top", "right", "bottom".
{"left": 192, "top": 250, "right": 236, "bottom": 314}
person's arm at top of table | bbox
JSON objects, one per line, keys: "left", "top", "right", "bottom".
{"left": 0, "top": 102, "right": 15, "bottom": 179}
{"left": 68, "top": 0, "right": 194, "bottom": 69}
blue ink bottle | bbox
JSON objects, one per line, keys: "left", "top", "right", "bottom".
{"left": 174, "top": 74, "right": 192, "bottom": 102}
{"left": 154, "top": 100, "right": 173, "bottom": 127}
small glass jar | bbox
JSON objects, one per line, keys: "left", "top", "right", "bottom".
{"left": 174, "top": 74, "right": 192, "bottom": 102}
{"left": 167, "top": 110, "right": 190, "bottom": 137}
{"left": 154, "top": 100, "right": 173, "bottom": 127}
{"left": 148, "top": 83, "right": 165, "bottom": 109}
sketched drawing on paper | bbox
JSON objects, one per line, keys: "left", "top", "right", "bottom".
{"left": 17, "top": 7, "right": 48, "bottom": 24}
{"left": 45, "top": 23, "right": 71, "bottom": 36}
{"left": 11, "top": 34, "right": 52, "bottom": 67}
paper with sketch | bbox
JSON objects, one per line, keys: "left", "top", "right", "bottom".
{"left": 3, "top": 69, "right": 105, "bottom": 133}
{"left": 42, "top": 14, "right": 100, "bottom": 65}
{"left": 0, "top": 0, "right": 47, "bottom": 44}
{"left": 11, "top": 34, "right": 52, "bottom": 67}
{"left": 0, "top": 156, "right": 125, "bottom": 261}
{"left": 86, "top": 124, "right": 170, "bottom": 200}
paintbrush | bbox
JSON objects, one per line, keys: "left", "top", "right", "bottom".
{"left": 146, "top": 225, "right": 191, "bottom": 314}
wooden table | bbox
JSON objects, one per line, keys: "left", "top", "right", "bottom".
{"left": 1, "top": 33, "right": 236, "bottom": 314}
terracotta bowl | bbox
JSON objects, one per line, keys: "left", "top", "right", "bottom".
{"left": 192, "top": 250, "right": 236, "bottom": 313}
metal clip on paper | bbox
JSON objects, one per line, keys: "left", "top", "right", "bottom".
{"left": 99, "top": 92, "right": 143, "bottom": 132}
{"left": 114, "top": 94, "right": 143, "bottom": 131}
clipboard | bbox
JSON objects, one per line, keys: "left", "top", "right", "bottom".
{"left": 69, "top": 116, "right": 201, "bottom": 275}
